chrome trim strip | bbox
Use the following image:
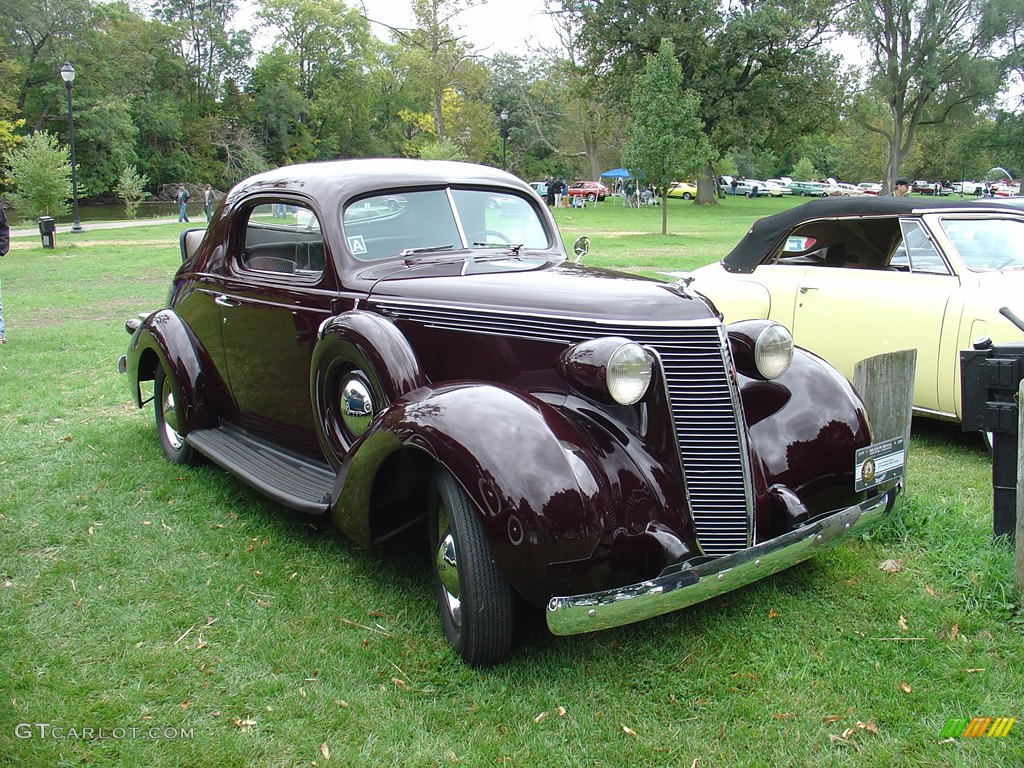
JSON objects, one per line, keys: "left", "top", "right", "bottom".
{"left": 546, "top": 480, "right": 901, "bottom": 636}
{"left": 373, "top": 299, "right": 723, "bottom": 328}
{"left": 912, "top": 405, "right": 958, "bottom": 422}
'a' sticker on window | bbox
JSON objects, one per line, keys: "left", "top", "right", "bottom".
{"left": 348, "top": 235, "right": 367, "bottom": 254}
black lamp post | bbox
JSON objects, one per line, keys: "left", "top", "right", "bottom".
{"left": 59, "top": 61, "right": 83, "bottom": 234}
{"left": 500, "top": 109, "right": 508, "bottom": 171}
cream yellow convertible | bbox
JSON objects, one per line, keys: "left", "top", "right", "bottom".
{"left": 685, "top": 197, "right": 1024, "bottom": 423}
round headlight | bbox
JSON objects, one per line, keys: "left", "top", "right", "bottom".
{"left": 754, "top": 324, "right": 793, "bottom": 379}
{"left": 607, "top": 343, "right": 654, "bottom": 405}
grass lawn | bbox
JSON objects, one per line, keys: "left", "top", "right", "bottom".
{"left": 1, "top": 204, "right": 1021, "bottom": 766}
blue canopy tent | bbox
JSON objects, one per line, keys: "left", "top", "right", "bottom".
{"left": 600, "top": 168, "right": 632, "bottom": 179}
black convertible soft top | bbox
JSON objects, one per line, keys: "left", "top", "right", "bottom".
{"left": 721, "top": 197, "right": 1014, "bottom": 273}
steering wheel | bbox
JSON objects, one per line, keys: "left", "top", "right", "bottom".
{"left": 468, "top": 230, "right": 511, "bottom": 245}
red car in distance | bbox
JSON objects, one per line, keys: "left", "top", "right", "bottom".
{"left": 566, "top": 181, "right": 609, "bottom": 202}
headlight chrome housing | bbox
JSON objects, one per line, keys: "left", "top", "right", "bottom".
{"left": 559, "top": 337, "right": 655, "bottom": 405}
{"left": 607, "top": 342, "right": 654, "bottom": 405}
{"left": 728, "top": 320, "right": 794, "bottom": 380}
{"left": 753, "top": 323, "right": 794, "bottom": 379}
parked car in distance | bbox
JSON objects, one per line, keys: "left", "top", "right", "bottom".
{"left": 951, "top": 181, "right": 983, "bottom": 195}
{"left": 857, "top": 182, "right": 882, "bottom": 195}
{"left": 119, "top": 159, "right": 902, "bottom": 666}
{"left": 529, "top": 181, "right": 549, "bottom": 198}
{"left": 765, "top": 179, "right": 793, "bottom": 194}
{"left": 683, "top": 196, "right": 1024, "bottom": 427}
{"left": 566, "top": 180, "right": 609, "bottom": 202}
{"left": 831, "top": 182, "right": 866, "bottom": 196}
{"left": 786, "top": 181, "right": 830, "bottom": 197}
{"left": 667, "top": 181, "right": 697, "bottom": 199}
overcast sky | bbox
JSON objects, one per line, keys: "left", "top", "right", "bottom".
{"left": 354, "top": 0, "right": 561, "bottom": 58}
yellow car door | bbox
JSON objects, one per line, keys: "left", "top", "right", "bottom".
{"left": 789, "top": 221, "right": 962, "bottom": 415}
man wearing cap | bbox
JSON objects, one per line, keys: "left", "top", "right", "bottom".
{"left": 893, "top": 178, "right": 910, "bottom": 197}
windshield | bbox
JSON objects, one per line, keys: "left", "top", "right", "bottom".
{"left": 341, "top": 188, "right": 550, "bottom": 261}
{"left": 940, "top": 217, "right": 1024, "bottom": 271}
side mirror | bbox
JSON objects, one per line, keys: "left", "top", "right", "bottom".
{"left": 572, "top": 235, "right": 590, "bottom": 263}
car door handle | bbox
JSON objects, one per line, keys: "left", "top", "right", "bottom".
{"left": 799, "top": 285, "right": 819, "bottom": 294}
{"left": 215, "top": 295, "right": 240, "bottom": 307}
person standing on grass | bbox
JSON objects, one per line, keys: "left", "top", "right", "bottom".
{"left": 175, "top": 183, "right": 190, "bottom": 222}
{"left": 203, "top": 185, "right": 214, "bottom": 222}
{"left": 0, "top": 205, "right": 8, "bottom": 344}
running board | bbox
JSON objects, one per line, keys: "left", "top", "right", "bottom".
{"left": 186, "top": 423, "right": 334, "bottom": 515}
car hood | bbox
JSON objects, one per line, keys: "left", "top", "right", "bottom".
{"left": 364, "top": 261, "right": 716, "bottom": 323}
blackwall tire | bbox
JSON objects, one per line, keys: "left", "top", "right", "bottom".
{"left": 154, "top": 364, "right": 199, "bottom": 465}
{"left": 429, "top": 470, "right": 513, "bottom": 666}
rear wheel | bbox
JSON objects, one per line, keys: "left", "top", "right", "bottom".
{"left": 429, "top": 470, "right": 513, "bottom": 666}
{"left": 154, "top": 364, "right": 199, "bottom": 465}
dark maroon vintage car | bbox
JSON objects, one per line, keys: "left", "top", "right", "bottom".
{"left": 120, "top": 159, "right": 902, "bottom": 665}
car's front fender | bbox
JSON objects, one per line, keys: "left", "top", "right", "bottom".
{"left": 330, "top": 383, "right": 685, "bottom": 604}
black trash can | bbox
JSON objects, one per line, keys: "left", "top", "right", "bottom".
{"left": 37, "top": 216, "right": 56, "bottom": 248}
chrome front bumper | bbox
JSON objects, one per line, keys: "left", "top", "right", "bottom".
{"left": 546, "top": 480, "right": 901, "bottom": 636}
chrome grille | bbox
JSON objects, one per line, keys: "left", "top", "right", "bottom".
{"left": 374, "top": 301, "right": 752, "bottom": 555}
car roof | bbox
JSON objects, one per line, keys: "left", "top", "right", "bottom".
{"left": 721, "top": 197, "right": 1015, "bottom": 273}
{"left": 227, "top": 158, "right": 530, "bottom": 205}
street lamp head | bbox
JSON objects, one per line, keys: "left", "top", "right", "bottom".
{"left": 500, "top": 109, "right": 508, "bottom": 122}
{"left": 60, "top": 61, "right": 76, "bottom": 85}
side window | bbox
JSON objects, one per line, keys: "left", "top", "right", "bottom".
{"left": 239, "top": 202, "right": 325, "bottom": 277}
{"left": 892, "top": 220, "right": 949, "bottom": 275}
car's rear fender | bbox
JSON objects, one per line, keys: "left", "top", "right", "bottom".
{"left": 125, "top": 309, "right": 214, "bottom": 434}
{"left": 329, "top": 383, "right": 696, "bottom": 604}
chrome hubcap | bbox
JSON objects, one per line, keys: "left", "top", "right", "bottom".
{"left": 435, "top": 504, "right": 461, "bottom": 629}
{"left": 160, "top": 378, "right": 184, "bottom": 450}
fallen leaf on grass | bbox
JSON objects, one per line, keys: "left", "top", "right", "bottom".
{"left": 899, "top": 682, "right": 912, "bottom": 693}
{"left": 965, "top": 668, "right": 986, "bottom": 673}
{"left": 878, "top": 559, "right": 903, "bottom": 573}
{"left": 557, "top": 706, "right": 566, "bottom": 717}
{"left": 390, "top": 677, "right": 408, "bottom": 689}
{"left": 233, "top": 717, "right": 256, "bottom": 732}
{"left": 948, "top": 624, "right": 959, "bottom": 641}
{"left": 767, "top": 608, "right": 778, "bottom": 619}
{"left": 897, "top": 615, "right": 909, "bottom": 631}
{"left": 320, "top": 742, "right": 330, "bottom": 760}
{"left": 622, "top": 725, "right": 637, "bottom": 738}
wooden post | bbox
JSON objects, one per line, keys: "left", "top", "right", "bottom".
{"left": 1016, "top": 380, "right": 1024, "bottom": 597}
{"left": 853, "top": 349, "right": 917, "bottom": 446}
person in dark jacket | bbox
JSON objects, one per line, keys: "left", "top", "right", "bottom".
{"left": 0, "top": 206, "right": 8, "bottom": 344}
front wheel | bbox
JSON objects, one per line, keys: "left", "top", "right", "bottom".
{"left": 154, "top": 364, "right": 199, "bottom": 465}
{"left": 430, "top": 470, "right": 513, "bottom": 666}
{"left": 683, "top": 192, "right": 693, "bottom": 200}
{"left": 586, "top": 192, "right": 597, "bottom": 202}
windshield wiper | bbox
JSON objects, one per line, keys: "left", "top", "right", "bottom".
{"left": 472, "top": 242, "right": 524, "bottom": 255}
{"left": 400, "top": 244, "right": 454, "bottom": 258}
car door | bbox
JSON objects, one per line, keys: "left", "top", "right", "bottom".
{"left": 216, "top": 200, "right": 339, "bottom": 452}
{"left": 789, "top": 220, "right": 961, "bottom": 415}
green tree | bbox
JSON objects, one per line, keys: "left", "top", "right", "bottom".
{"left": 113, "top": 164, "right": 149, "bottom": 217}
{"left": 419, "top": 137, "right": 467, "bottom": 160}
{"left": 622, "top": 39, "right": 710, "bottom": 234}
{"left": 792, "top": 156, "right": 818, "bottom": 181}
{"left": 844, "top": 0, "right": 1008, "bottom": 192}
{"left": 154, "top": 0, "right": 251, "bottom": 109}
{"left": 6, "top": 131, "right": 71, "bottom": 218}
{"left": 558, "top": 0, "right": 846, "bottom": 203}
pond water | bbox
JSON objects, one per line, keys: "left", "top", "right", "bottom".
{"left": 7, "top": 201, "right": 182, "bottom": 227}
